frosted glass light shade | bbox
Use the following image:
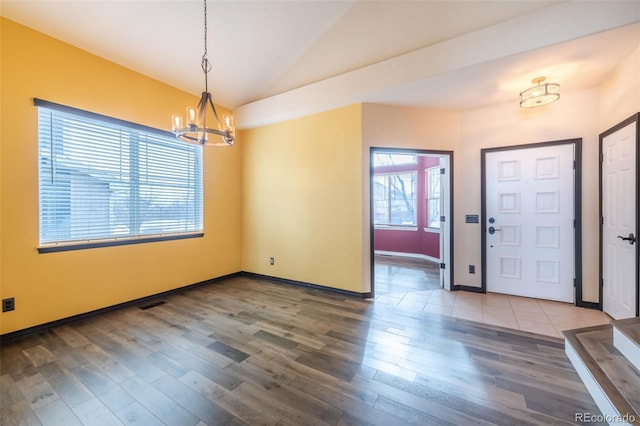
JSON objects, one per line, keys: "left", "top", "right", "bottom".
{"left": 519, "top": 77, "right": 560, "bottom": 108}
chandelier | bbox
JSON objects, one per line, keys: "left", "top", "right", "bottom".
{"left": 519, "top": 77, "right": 560, "bottom": 108}
{"left": 171, "top": 0, "right": 234, "bottom": 146}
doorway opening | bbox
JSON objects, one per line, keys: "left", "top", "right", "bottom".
{"left": 369, "top": 148, "right": 453, "bottom": 298}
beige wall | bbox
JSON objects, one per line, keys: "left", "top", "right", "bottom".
{"left": 598, "top": 44, "right": 640, "bottom": 309}
{"left": 599, "top": 46, "right": 640, "bottom": 130}
{"left": 359, "top": 96, "right": 605, "bottom": 302}
{"left": 360, "top": 104, "right": 460, "bottom": 292}
{"left": 0, "top": 19, "right": 242, "bottom": 334}
{"left": 458, "top": 89, "right": 601, "bottom": 301}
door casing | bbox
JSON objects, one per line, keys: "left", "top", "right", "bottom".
{"left": 480, "top": 139, "right": 583, "bottom": 305}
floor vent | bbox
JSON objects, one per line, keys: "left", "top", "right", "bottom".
{"left": 139, "top": 300, "right": 166, "bottom": 310}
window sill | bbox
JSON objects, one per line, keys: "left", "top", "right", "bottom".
{"left": 37, "top": 232, "right": 204, "bottom": 253}
{"left": 374, "top": 226, "right": 418, "bottom": 232}
{"left": 423, "top": 227, "right": 441, "bottom": 234}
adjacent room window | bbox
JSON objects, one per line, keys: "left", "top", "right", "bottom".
{"left": 372, "top": 152, "right": 417, "bottom": 167}
{"left": 36, "top": 99, "right": 203, "bottom": 251}
{"left": 426, "top": 166, "right": 441, "bottom": 228}
{"left": 373, "top": 172, "right": 417, "bottom": 226}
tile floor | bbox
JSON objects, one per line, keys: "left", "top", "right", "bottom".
{"left": 375, "top": 289, "right": 612, "bottom": 338}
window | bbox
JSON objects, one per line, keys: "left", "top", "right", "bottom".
{"left": 372, "top": 152, "right": 417, "bottom": 167}
{"left": 36, "top": 99, "right": 203, "bottom": 251}
{"left": 426, "top": 166, "right": 441, "bottom": 228}
{"left": 373, "top": 172, "right": 417, "bottom": 226}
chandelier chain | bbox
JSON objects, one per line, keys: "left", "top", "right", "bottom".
{"left": 203, "top": 0, "right": 207, "bottom": 58}
{"left": 201, "top": 0, "right": 212, "bottom": 91}
{"left": 171, "top": 0, "right": 234, "bottom": 146}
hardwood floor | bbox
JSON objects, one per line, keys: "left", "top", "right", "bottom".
{"left": 1, "top": 276, "right": 604, "bottom": 425}
{"left": 374, "top": 255, "right": 441, "bottom": 295}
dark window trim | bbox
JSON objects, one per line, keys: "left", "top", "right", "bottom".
{"left": 35, "top": 98, "right": 203, "bottom": 252}
{"left": 33, "top": 98, "right": 174, "bottom": 139}
{"left": 38, "top": 233, "right": 204, "bottom": 253}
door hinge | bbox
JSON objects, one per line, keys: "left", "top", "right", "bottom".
{"left": 573, "top": 160, "right": 576, "bottom": 169}
{"left": 600, "top": 278, "right": 604, "bottom": 288}
{"left": 440, "top": 216, "right": 446, "bottom": 222}
{"left": 601, "top": 217, "right": 604, "bottom": 225}
{"left": 440, "top": 168, "right": 446, "bottom": 175}
{"left": 600, "top": 152, "right": 604, "bottom": 163}
{"left": 573, "top": 219, "right": 576, "bottom": 228}
{"left": 440, "top": 263, "right": 446, "bottom": 269}
{"left": 573, "top": 278, "right": 576, "bottom": 288}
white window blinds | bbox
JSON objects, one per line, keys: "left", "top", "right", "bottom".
{"left": 36, "top": 99, "right": 203, "bottom": 249}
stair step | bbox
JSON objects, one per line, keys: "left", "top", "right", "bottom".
{"left": 564, "top": 324, "right": 640, "bottom": 425}
{"left": 613, "top": 318, "right": 640, "bottom": 372}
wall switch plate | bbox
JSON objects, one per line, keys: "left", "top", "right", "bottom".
{"left": 468, "top": 265, "right": 475, "bottom": 274}
{"left": 269, "top": 257, "right": 275, "bottom": 265}
{"left": 2, "top": 298, "right": 15, "bottom": 312}
{"left": 465, "top": 215, "right": 479, "bottom": 224}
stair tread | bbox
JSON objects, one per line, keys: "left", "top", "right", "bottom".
{"left": 565, "top": 324, "right": 640, "bottom": 422}
{"left": 614, "top": 317, "right": 640, "bottom": 348}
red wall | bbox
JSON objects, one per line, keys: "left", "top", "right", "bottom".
{"left": 373, "top": 155, "right": 440, "bottom": 259}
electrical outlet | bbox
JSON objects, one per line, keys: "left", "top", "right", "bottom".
{"left": 2, "top": 298, "right": 15, "bottom": 312}
{"left": 468, "top": 265, "right": 475, "bottom": 274}
{"left": 269, "top": 257, "right": 275, "bottom": 265}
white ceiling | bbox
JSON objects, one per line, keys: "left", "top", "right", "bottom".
{"left": 2, "top": 0, "right": 640, "bottom": 129}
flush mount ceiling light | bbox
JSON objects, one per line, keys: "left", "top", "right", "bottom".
{"left": 519, "top": 77, "right": 560, "bottom": 108}
{"left": 171, "top": 0, "right": 234, "bottom": 146}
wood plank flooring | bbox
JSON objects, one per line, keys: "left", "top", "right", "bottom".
{"left": 1, "top": 276, "right": 604, "bottom": 425}
{"left": 374, "top": 255, "right": 441, "bottom": 295}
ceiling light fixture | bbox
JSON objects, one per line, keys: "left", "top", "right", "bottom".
{"left": 171, "top": 0, "right": 234, "bottom": 146}
{"left": 519, "top": 77, "right": 560, "bottom": 108}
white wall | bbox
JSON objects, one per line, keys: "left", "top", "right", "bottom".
{"left": 457, "top": 88, "right": 601, "bottom": 301}
{"left": 361, "top": 45, "right": 640, "bottom": 304}
{"left": 599, "top": 45, "right": 640, "bottom": 311}
{"left": 599, "top": 46, "right": 640, "bottom": 130}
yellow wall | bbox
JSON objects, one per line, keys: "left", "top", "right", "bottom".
{"left": 2, "top": 17, "right": 639, "bottom": 335}
{"left": 0, "top": 18, "right": 242, "bottom": 334}
{"left": 241, "top": 105, "right": 363, "bottom": 293}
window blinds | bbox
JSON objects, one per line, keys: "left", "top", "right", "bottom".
{"left": 36, "top": 99, "right": 203, "bottom": 247}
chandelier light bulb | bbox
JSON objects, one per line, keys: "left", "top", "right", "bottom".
{"left": 171, "top": 0, "right": 235, "bottom": 146}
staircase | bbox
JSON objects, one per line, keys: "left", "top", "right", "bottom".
{"left": 564, "top": 318, "right": 640, "bottom": 425}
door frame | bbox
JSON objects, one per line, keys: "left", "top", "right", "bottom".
{"left": 480, "top": 139, "right": 584, "bottom": 305}
{"left": 599, "top": 113, "right": 640, "bottom": 316}
{"left": 369, "top": 147, "right": 454, "bottom": 297}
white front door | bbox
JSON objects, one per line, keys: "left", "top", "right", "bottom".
{"left": 485, "top": 144, "right": 575, "bottom": 302}
{"left": 602, "top": 120, "right": 638, "bottom": 319}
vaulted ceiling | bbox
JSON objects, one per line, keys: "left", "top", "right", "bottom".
{"left": 2, "top": 1, "right": 640, "bottom": 128}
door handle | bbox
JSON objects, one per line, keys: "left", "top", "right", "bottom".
{"left": 617, "top": 233, "right": 636, "bottom": 245}
{"left": 488, "top": 226, "right": 501, "bottom": 235}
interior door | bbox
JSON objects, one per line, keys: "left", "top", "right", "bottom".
{"left": 602, "top": 119, "right": 638, "bottom": 319}
{"left": 485, "top": 144, "right": 575, "bottom": 302}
